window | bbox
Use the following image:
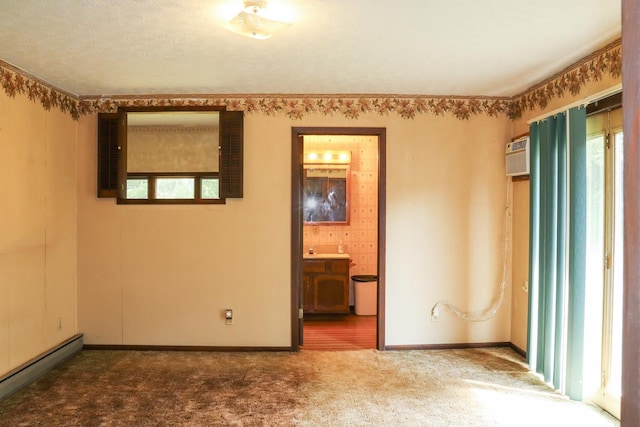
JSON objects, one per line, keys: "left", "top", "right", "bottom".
{"left": 97, "top": 107, "right": 243, "bottom": 204}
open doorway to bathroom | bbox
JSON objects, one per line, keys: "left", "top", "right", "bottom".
{"left": 291, "top": 127, "right": 386, "bottom": 351}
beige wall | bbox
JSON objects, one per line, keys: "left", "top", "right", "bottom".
{"left": 386, "top": 114, "right": 512, "bottom": 345}
{"left": 510, "top": 179, "right": 529, "bottom": 351}
{"left": 0, "top": 91, "right": 78, "bottom": 377}
{"left": 77, "top": 110, "right": 513, "bottom": 346}
{"left": 78, "top": 113, "right": 292, "bottom": 346}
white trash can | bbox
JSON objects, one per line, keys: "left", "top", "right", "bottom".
{"left": 352, "top": 275, "right": 377, "bottom": 316}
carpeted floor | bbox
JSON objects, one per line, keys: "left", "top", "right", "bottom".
{"left": 0, "top": 347, "right": 619, "bottom": 426}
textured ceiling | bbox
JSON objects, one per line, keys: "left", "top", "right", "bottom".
{"left": 0, "top": 0, "right": 621, "bottom": 98}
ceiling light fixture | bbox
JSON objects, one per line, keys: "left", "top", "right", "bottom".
{"left": 226, "top": 0, "right": 292, "bottom": 40}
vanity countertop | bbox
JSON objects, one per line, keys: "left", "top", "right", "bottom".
{"left": 303, "top": 253, "right": 350, "bottom": 260}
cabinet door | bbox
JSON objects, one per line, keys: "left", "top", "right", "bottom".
{"left": 314, "top": 274, "right": 349, "bottom": 313}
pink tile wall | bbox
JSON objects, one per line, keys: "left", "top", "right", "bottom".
{"left": 303, "top": 135, "right": 378, "bottom": 278}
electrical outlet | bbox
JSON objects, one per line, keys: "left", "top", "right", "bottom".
{"left": 431, "top": 306, "right": 440, "bottom": 322}
{"left": 225, "top": 309, "right": 233, "bottom": 325}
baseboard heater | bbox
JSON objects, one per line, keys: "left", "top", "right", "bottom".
{"left": 0, "top": 334, "right": 83, "bottom": 401}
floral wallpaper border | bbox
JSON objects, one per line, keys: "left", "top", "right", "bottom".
{"left": 0, "top": 65, "right": 85, "bottom": 119}
{"left": 511, "top": 39, "right": 621, "bottom": 118}
{"left": 0, "top": 39, "right": 621, "bottom": 121}
{"left": 81, "top": 94, "right": 514, "bottom": 121}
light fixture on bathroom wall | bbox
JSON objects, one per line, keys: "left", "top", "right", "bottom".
{"left": 304, "top": 150, "right": 351, "bottom": 164}
{"left": 226, "top": 0, "right": 293, "bottom": 40}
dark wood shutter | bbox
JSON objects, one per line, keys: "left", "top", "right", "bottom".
{"left": 219, "top": 110, "right": 244, "bottom": 198}
{"left": 97, "top": 113, "right": 119, "bottom": 198}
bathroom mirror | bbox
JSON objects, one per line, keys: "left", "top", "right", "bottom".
{"left": 303, "top": 165, "right": 350, "bottom": 224}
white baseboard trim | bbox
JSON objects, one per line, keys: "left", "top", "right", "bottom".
{"left": 0, "top": 334, "right": 83, "bottom": 401}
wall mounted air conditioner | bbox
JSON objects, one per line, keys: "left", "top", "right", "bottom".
{"left": 505, "top": 137, "right": 530, "bottom": 176}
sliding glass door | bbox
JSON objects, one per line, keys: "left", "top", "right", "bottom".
{"left": 585, "top": 107, "right": 623, "bottom": 418}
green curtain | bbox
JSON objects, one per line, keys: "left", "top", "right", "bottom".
{"left": 527, "top": 107, "right": 586, "bottom": 400}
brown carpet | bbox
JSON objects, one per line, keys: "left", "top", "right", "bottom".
{"left": 0, "top": 348, "right": 618, "bottom": 426}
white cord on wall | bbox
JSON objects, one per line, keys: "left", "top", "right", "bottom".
{"left": 430, "top": 177, "right": 512, "bottom": 322}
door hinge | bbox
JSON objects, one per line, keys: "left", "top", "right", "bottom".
{"left": 604, "top": 254, "right": 610, "bottom": 270}
{"left": 606, "top": 132, "right": 611, "bottom": 149}
{"left": 601, "top": 370, "right": 607, "bottom": 389}
{"left": 298, "top": 308, "right": 304, "bottom": 319}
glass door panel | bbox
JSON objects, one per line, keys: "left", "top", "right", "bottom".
{"left": 586, "top": 107, "right": 622, "bottom": 419}
{"left": 584, "top": 131, "right": 605, "bottom": 398}
{"left": 601, "top": 129, "right": 623, "bottom": 418}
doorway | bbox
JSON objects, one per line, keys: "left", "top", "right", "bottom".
{"left": 584, "top": 98, "right": 623, "bottom": 418}
{"left": 290, "top": 127, "right": 386, "bottom": 351}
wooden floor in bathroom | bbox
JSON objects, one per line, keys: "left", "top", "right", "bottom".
{"left": 302, "top": 313, "right": 376, "bottom": 351}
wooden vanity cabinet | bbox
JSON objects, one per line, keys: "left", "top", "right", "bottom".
{"left": 303, "top": 258, "right": 350, "bottom": 314}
